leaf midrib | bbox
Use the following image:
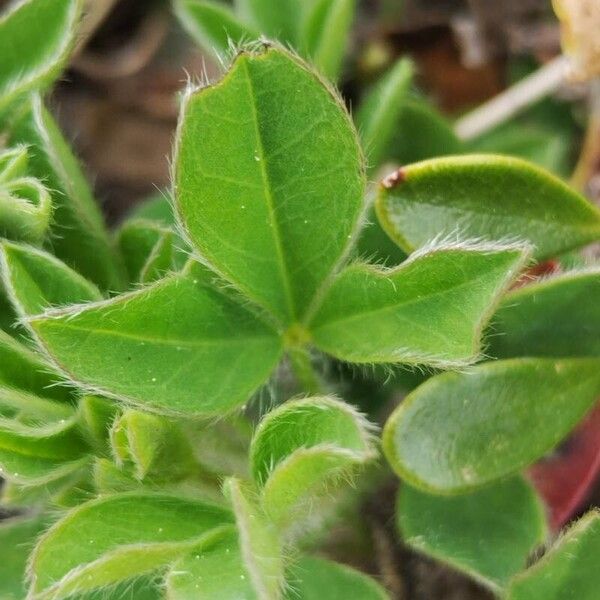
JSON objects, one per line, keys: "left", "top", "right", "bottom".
{"left": 241, "top": 58, "right": 296, "bottom": 323}
{"left": 313, "top": 260, "right": 510, "bottom": 331}
{"left": 37, "top": 320, "right": 276, "bottom": 349}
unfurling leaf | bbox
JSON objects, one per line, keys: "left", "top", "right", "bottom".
{"left": 175, "top": 45, "right": 365, "bottom": 326}
{"left": 310, "top": 244, "right": 527, "bottom": 367}
{"left": 223, "top": 477, "right": 284, "bottom": 598}
{"left": 250, "top": 396, "right": 376, "bottom": 530}
{"left": 383, "top": 357, "right": 600, "bottom": 492}
{"left": 8, "top": 96, "right": 126, "bottom": 291}
{"left": 0, "top": 0, "right": 83, "bottom": 116}
{"left": 109, "top": 409, "right": 195, "bottom": 480}
{"left": 0, "top": 147, "right": 51, "bottom": 243}
{"left": 28, "top": 493, "right": 233, "bottom": 599}
{"left": 376, "top": 155, "right": 600, "bottom": 261}
{"left": 398, "top": 477, "right": 547, "bottom": 589}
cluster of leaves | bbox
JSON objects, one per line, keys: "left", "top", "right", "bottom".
{"left": 1, "top": 0, "right": 600, "bottom": 599}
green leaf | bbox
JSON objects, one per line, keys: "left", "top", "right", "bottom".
{"left": 250, "top": 396, "right": 375, "bottom": 529}
{"left": 175, "top": 45, "right": 365, "bottom": 326}
{"left": 376, "top": 155, "right": 600, "bottom": 261}
{"left": 129, "top": 192, "right": 176, "bottom": 226}
{"left": 0, "top": 514, "right": 47, "bottom": 600}
{"left": 467, "top": 123, "right": 570, "bottom": 175}
{"left": 241, "top": 0, "right": 301, "bottom": 44}
{"left": 167, "top": 527, "right": 261, "bottom": 599}
{"left": 0, "top": 241, "right": 102, "bottom": 317}
{"left": 383, "top": 357, "right": 600, "bottom": 493}
{"left": 117, "top": 219, "right": 174, "bottom": 285}
{"left": 174, "top": 0, "right": 259, "bottom": 60}
{"left": 8, "top": 95, "right": 125, "bottom": 291}
{"left": 0, "top": 328, "right": 71, "bottom": 405}
{"left": 0, "top": 146, "right": 29, "bottom": 183}
{"left": 0, "top": 0, "right": 83, "bottom": 116}
{"left": 384, "top": 98, "right": 463, "bottom": 164}
{"left": 109, "top": 409, "right": 195, "bottom": 480}
{"left": 398, "top": 477, "right": 547, "bottom": 590}
{"left": 356, "top": 59, "right": 414, "bottom": 169}
{"left": 488, "top": 269, "right": 600, "bottom": 359}
{"left": 506, "top": 511, "right": 600, "bottom": 600}
{"left": 28, "top": 492, "right": 233, "bottom": 599}
{"left": 77, "top": 395, "right": 118, "bottom": 455}
{"left": 0, "top": 416, "right": 89, "bottom": 484}
{"left": 300, "top": 0, "right": 356, "bottom": 80}
{"left": 29, "top": 266, "right": 283, "bottom": 415}
{"left": 0, "top": 145, "right": 52, "bottom": 243}
{"left": 310, "top": 243, "right": 527, "bottom": 367}
{"left": 286, "top": 556, "right": 389, "bottom": 599}
{"left": 224, "top": 477, "right": 284, "bottom": 598}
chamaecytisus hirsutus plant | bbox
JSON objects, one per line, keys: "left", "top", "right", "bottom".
{"left": 2, "top": 1, "right": 600, "bottom": 599}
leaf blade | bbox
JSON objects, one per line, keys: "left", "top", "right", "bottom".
{"left": 398, "top": 477, "right": 547, "bottom": 589}
{"left": 174, "top": 46, "right": 365, "bottom": 325}
{"left": 507, "top": 510, "right": 600, "bottom": 600}
{"left": 376, "top": 154, "right": 600, "bottom": 260}
{"left": 310, "top": 244, "right": 527, "bottom": 367}
{"left": 383, "top": 357, "right": 600, "bottom": 492}
{"left": 29, "top": 269, "right": 283, "bottom": 416}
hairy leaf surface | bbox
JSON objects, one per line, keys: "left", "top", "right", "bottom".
{"left": 30, "top": 268, "right": 282, "bottom": 415}
{"left": 175, "top": 46, "right": 365, "bottom": 325}
{"left": 0, "top": 415, "right": 88, "bottom": 485}
{"left": 0, "top": 0, "right": 82, "bottom": 115}
{"left": 0, "top": 241, "right": 101, "bottom": 317}
{"left": 376, "top": 155, "right": 600, "bottom": 260}
{"left": 8, "top": 96, "right": 125, "bottom": 291}
{"left": 310, "top": 244, "right": 527, "bottom": 367}
{"left": 383, "top": 358, "right": 600, "bottom": 492}
{"left": 166, "top": 527, "right": 259, "bottom": 599}
{"left": 250, "top": 396, "right": 375, "bottom": 529}
{"left": 29, "top": 493, "right": 233, "bottom": 599}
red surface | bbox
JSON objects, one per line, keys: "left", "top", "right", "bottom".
{"left": 528, "top": 402, "right": 600, "bottom": 531}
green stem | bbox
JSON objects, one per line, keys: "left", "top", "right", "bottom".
{"left": 288, "top": 347, "right": 324, "bottom": 396}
